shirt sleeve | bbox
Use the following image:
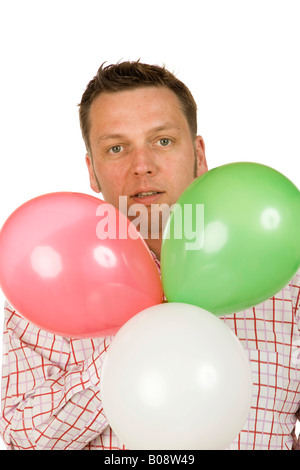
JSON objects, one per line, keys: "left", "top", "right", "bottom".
{"left": 289, "top": 269, "right": 300, "bottom": 450}
{"left": 0, "top": 303, "right": 113, "bottom": 450}
{"left": 290, "top": 268, "right": 300, "bottom": 326}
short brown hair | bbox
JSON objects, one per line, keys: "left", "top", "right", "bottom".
{"left": 78, "top": 60, "right": 198, "bottom": 155}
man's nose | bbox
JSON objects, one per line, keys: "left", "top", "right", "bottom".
{"left": 131, "top": 146, "right": 157, "bottom": 176}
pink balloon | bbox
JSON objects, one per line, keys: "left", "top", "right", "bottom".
{"left": 0, "top": 192, "right": 163, "bottom": 337}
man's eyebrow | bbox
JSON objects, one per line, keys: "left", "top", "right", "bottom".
{"left": 148, "top": 123, "right": 181, "bottom": 134}
{"left": 96, "top": 133, "right": 125, "bottom": 143}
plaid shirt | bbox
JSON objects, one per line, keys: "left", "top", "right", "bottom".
{"left": 0, "top": 255, "right": 299, "bottom": 450}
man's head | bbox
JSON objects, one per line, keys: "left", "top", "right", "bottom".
{"left": 79, "top": 60, "right": 198, "bottom": 156}
{"left": 79, "top": 61, "right": 207, "bottom": 257}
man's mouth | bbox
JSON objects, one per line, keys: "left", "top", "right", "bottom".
{"left": 130, "top": 189, "right": 165, "bottom": 204}
{"left": 133, "top": 191, "right": 161, "bottom": 198}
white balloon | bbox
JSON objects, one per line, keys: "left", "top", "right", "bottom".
{"left": 100, "top": 303, "right": 253, "bottom": 450}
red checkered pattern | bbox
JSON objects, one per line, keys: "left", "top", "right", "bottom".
{"left": 0, "top": 257, "right": 299, "bottom": 450}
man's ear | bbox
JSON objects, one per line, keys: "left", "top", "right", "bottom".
{"left": 194, "top": 136, "right": 208, "bottom": 178}
{"left": 85, "top": 153, "right": 101, "bottom": 193}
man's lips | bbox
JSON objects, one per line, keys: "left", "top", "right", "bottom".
{"left": 130, "top": 189, "right": 165, "bottom": 204}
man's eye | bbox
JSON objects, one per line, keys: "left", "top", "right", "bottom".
{"left": 109, "top": 145, "right": 122, "bottom": 154}
{"left": 158, "top": 138, "right": 171, "bottom": 146}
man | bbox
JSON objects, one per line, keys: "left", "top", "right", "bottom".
{"left": 0, "top": 61, "right": 299, "bottom": 450}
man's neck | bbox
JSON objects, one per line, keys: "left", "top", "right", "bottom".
{"left": 146, "top": 238, "right": 162, "bottom": 261}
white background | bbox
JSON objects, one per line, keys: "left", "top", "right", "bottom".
{"left": 0, "top": 0, "right": 299, "bottom": 450}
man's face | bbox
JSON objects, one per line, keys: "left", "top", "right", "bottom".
{"left": 86, "top": 86, "right": 207, "bottom": 234}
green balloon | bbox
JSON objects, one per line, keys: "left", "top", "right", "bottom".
{"left": 161, "top": 162, "right": 300, "bottom": 315}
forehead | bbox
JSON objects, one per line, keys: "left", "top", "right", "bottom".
{"left": 88, "top": 86, "right": 188, "bottom": 135}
